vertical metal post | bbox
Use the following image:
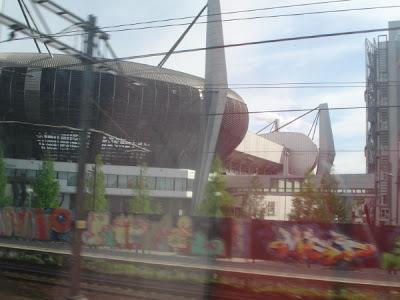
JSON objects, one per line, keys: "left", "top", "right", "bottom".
{"left": 69, "top": 14, "right": 96, "bottom": 300}
{"left": 93, "top": 163, "right": 97, "bottom": 211}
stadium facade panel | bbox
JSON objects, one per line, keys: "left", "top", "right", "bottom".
{"left": 0, "top": 53, "right": 249, "bottom": 169}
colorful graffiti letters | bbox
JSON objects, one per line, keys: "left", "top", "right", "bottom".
{"left": 268, "top": 225, "right": 377, "bottom": 267}
{"left": 0, "top": 208, "right": 72, "bottom": 241}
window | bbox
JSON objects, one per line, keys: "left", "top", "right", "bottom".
{"left": 187, "top": 179, "right": 194, "bottom": 191}
{"left": 278, "top": 180, "right": 285, "bottom": 193}
{"left": 5, "top": 168, "right": 15, "bottom": 177}
{"left": 144, "top": 177, "right": 156, "bottom": 190}
{"left": 106, "top": 174, "right": 118, "bottom": 188}
{"left": 67, "top": 173, "right": 77, "bottom": 186}
{"left": 380, "top": 208, "right": 390, "bottom": 218}
{"left": 156, "top": 177, "right": 174, "bottom": 191}
{"left": 266, "top": 201, "right": 276, "bottom": 216}
{"left": 286, "top": 180, "right": 293, "bottom": 193}
{"left": 174, "top": 178, "right": 187, "bottom": 191}
{"left": 58, "top": 172, "right": 68, "bottom": 180}
{"left": 270, "top": 179, "right": 278, "bottom": 192}
{"left": 294, "top": 181, "right": 301, "bottom": 192}
{"left": 118, "top": 175, "right": 128, "bottom": 189}
{"left": 16, "top": 169, "right": 27, "bottom": 177}
{"left": 127, "top": 175, "right": 137, "bottom": 188}
{"left": 26, "top": 169, "right": 37, "bottom": 178}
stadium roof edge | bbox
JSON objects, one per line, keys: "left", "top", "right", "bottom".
{"left": 0, "top": 52, "right": 244, "bottom": 102}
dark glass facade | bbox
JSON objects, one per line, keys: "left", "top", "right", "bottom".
{"left": 0, "top": 54, "right": 248, "bottom": 170}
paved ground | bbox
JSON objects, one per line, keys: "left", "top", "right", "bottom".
{"left": 0, "top": 238, "right": 399, "bottom": 288}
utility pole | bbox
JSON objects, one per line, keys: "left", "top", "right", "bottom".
{"left": 69, "top": 14, "right": 96, "bottom": 300}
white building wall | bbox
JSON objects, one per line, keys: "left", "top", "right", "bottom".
{"left": 4, "top": 158, "right": 195, "bottom": 201}
{"left": 262, "top": 195, "right": 293, "bottom": 221}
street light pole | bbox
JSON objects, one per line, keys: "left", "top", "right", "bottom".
{"left": 69, "top": 14, "right": 96, "bottom": 300}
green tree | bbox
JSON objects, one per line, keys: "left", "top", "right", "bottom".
{"left": 0, "top": 148, "right": 11, "bottom": 208}
{"left": 198, "top": 156, "right": 234, "bottom": 217}
{"left": 319, "top": 172, "right": 347, "bottom": 223}
{"left": 289, "top": 171, "right": 346, "bottom": 223}
{"left": 85, "top": 154, "right": 108, "bottom": 212}
{"left": 152, "top": 200, "right": 163, "bottom": 215}
{"left": 128, "top": 167, "right": 152, "bottom": 214}
{"left": 33, "top": 159, "right": 59, "bottom": 208}
{"left": 241, "top": 176, "right": 266, "bottom": 219}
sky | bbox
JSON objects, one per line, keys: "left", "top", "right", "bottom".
{"left": 1, "top": 0, "right": 400, "bottom": 174}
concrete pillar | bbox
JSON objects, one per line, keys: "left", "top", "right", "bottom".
{"left": 192, "top": 0, "right": 228, "bottom": 210}
{"left": 317, "top": 103, "right": 335, "bottom": 176}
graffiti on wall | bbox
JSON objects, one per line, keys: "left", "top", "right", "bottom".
{"left": 82, "top": 213, "right": 226, "bottom": 256}
{"left": 0, "top": 208, "right": 72, "bottom": 241}
{"left": 268, "top": 224, "right": 378, "bottom": 267}
{"left": 3, "top": 208, "right": 400, "bottom": 270}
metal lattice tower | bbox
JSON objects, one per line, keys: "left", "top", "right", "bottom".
{"left": 365, "top": 35, "right": 391, "bottom": 224}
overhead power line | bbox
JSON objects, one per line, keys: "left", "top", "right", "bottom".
{"left": 35, "top": 0, "right": 353, "bottom": 36}
{"left": 205, "top": 149, "right": 399, "bottom": 153}
{"left": 202, "top": 80, "right": 383, "bottom": 86}
{"left": 9, "top": 24, "right": 399, "bottom": 74}
{"left": 204, "top": 85, "right": 367, "bottom": 89}
{"left": 99, "top": 4, "right": 400, "bottom": 34}
{"left": 98, "top": 0, "right": 353, "bottom": 30}
{"left": 0, "top": 68, "right": 390, "bottom": 87}
{"left": 62, "top": 0, "right": 353, "bottom": 34}
{"left": 109, "top": 25, "right": 400, "bottom": 62}
{"left": 2, "top": 4, "right": 398, "bottom": 43}
{"left": 219, "top": 149, "right": 389, "bottom": 153}
{"left": 208, "top": 105, "right": 400, "bottom": 116}
{"left": 3, "top": 25, "right": 400, "bottom": 96}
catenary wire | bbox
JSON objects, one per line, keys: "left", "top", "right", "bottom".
{"left": 112, "top": 25, "right": 400, "bottom": 62}
{"left": 206, "top": 105, "right": 400, "bottom": 116}
{"left": 0, "top": 69, "right": 398, "bottom": 116}
{"left": 0, "top": 119, "right": 385, "bottom": 154}
{"left": 203, "top": 149, "right": 397, "bottom": 153}
{"left": 1, "top": 4, "right": 398, "bottom": 43}
{"left": 0, "top": 69, "right": 393, "bottom": 88}
{"left": 7, "top": 25, "right": 400, "bottom": 74}
{"left": 99, "top": 4, "right": 400, "bottom": 34}
{"left": 10, "top": 0, "right": 356, "bottom": 37}
{"left": 96, "top": 0, "right": 354, "bottom": 31}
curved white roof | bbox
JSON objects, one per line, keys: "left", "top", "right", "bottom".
{"left": 235, "top": 132, "right": 283, "bottom": 164}
{"left": 263, "top": 132, "right": 318, "bottom": 176}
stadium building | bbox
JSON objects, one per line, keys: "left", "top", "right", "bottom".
{"left": 0, "top": 52, "right": 374, "bottom": 219}
{"left": 0, "top": 52, "right": 248, "bottom": 214}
